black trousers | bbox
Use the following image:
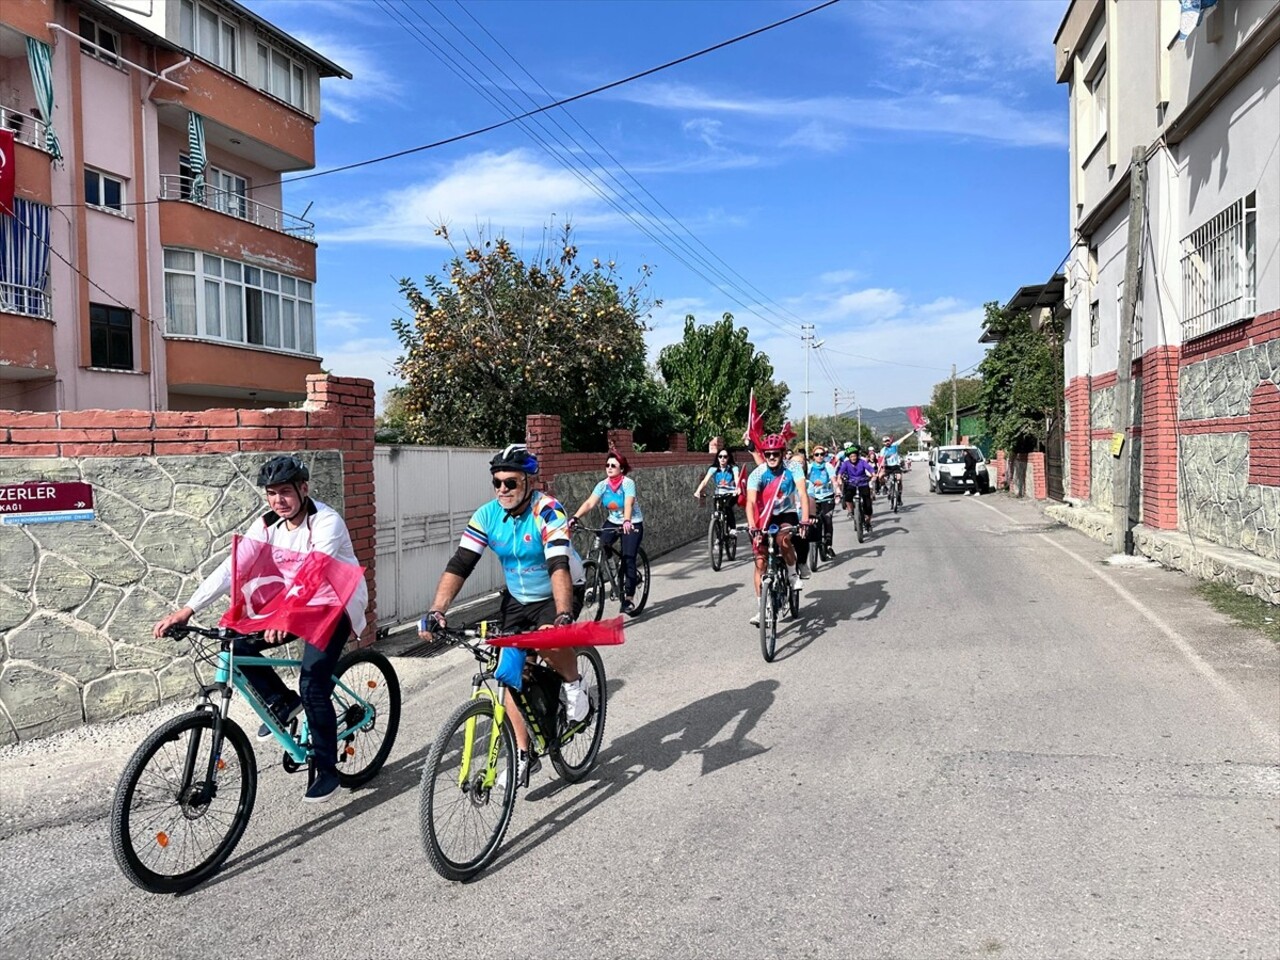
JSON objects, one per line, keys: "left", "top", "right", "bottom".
{"left": 234, "top": 614, "right": 350, "bottom": 774}
{"left": 600, "top": 521, "right": 643, "bottom": 597}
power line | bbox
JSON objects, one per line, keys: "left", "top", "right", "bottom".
{"left": 276, "top": 0, "right": 841, "bottom": 189}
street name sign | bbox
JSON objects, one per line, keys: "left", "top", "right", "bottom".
{"left": 0, "top": 482, "right": 96, "bottom": 525}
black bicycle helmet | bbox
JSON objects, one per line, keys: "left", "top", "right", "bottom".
{"left": 256, "top": 455, "right": 309, "bottom": 487}
{"left": 489, "top": 443, "right": 539, "bottom": 475}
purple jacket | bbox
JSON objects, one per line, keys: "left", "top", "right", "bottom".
{"left": 838, "top": 457, "right": 874, "bottom": 488}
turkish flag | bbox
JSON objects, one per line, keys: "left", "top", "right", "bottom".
{"left": 219, "top": 535, "right": 365, "bottom": 650}
{"left": 0, "top": 130, "right": 15, "bottom": 216}
{"left": 487, "top": 616, "right": 626, "bottom": 649}
{"left": 907, "top": 406, "right": 928, "bottom": 430}
{"left": 747, "top": 389, "right": 764, "bottom": 450}
{"left": 754, "top": 471, "right": 786, "bottom": 531}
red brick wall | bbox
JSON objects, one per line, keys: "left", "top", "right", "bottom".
{"left": 0, "top": 374, "right": 378, "bottom": 639}
{"left": 526, "top": 414, "right": 711, "bottom": 494}
{"left": 1141, "top": 346, "right": 1181, "bottom": 528}
{"left": 1065, "top": 377, "right": 1091, "bottom": 500}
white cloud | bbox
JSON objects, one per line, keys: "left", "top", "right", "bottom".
{"left": 819, "top": 268, "right": 864, "bottom": 286}
{"left": 827, "top": 288, "right": 906, "bottom": 322}
{"left": 289, "top": 32, "right": 402, "bottom": 123}
{"left": 317, "top": 336, "right": 402, "bottom": 412}
{"left": 780, "top": 121, "right": 846, "bottom": 153}
{"left": 683, "top": 117, "right": 725, "bottom": 150}
{"left": 317, "top": 149, "right": 615, "bottom": 246}
{"left": 316, "top": 308, "right": 372, "bottom": 335}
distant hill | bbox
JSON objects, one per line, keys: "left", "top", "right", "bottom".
{"left": 841, "top": 406, "right": 914, "bottom": 436}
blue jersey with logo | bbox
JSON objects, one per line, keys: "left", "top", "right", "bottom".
{"left": 705, "top": 465, "right": 738, "bottom": 495}
{"left": 747, "top": 461, "right": 805, "bottom": 516}
{"left": 592, "top": 477, "right": 644, "bottom": 524}
{"left": 460, "top": 491, "right": 583, "bottom": 603}
{"left": 883, "top": 444, "right": 902, "bottom": 467}
{"left": 807, "top": 461, "right": 836, "bottom": 501}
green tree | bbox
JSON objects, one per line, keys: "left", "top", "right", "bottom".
{"left": 391, "top": 226, "right": 674, "bottom": 450}
{"left": 922, "top": 376, "right": 983, "bottom": 444}
{"left": 803, "top": 414, "right": 875, "bottom": 451}
{"left": 977, "top": 301, "right": 1064, "bottom": 454}
{"left": 656, "top": 313, "right": 789, "bottom": 449}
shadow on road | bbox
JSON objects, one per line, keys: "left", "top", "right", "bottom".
{"left": 638, "top": 581, "right": 746, "bottom": 620}
{"left": 485, "top": 678, "right": 780, "bottom": 878}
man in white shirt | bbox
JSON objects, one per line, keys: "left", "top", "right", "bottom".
{"left": 153, "top": 455, "right": 368, "bottom": 804}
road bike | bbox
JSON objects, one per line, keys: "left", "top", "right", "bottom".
{"left": 419, "top": 623, "right": 607, "bottom": 881}
{"left": 110, "top": 625, "right": 401, "bottom": 893}
{"left": 755, "top": 523, "right": 800, "bottom": 663}
{"left": 887, "top": 471, "right": 903, "bottom": 513}
{"left": 706, "top": 493, "right": 740, "bottom": 571}
{"left": 806, "top": 500, "right": 835, "bottom": 573}
{"left": 852, "top": 490, "right": 872, "bottom": 544}
{"left": 577, "top": 524, "right": 650, "bottom": 618}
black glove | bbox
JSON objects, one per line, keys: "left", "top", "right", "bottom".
{"left": 420, "top": 610, "right": 447, "bottom": 636}
{"left": 553, "top": 612, "right": 574, "bottom": 627}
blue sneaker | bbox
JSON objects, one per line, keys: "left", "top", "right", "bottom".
{"left": 257, "top": 696, "right": 302, "bottom": 741}
{"left": 303, "top": 769, "right": 342, "bottom": 804}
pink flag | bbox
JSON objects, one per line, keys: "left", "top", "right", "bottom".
{"left": 907, "top": 407, "right": 928, "bottom": 430}
{"left": 220, "top": 535, "right": 365, "bottom": 650}
{"left": 488, "top": 616, "right": 626, "bottom": 649}
{"left": 747, "top": 389, "right": 765, "bottom": 450}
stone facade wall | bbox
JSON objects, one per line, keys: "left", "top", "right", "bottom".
{"left": 0, "top": 375, "right": 376, "bottom": 743}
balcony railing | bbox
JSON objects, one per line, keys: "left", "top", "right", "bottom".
{"left": 159, "top": 174, "right": 315, "bottom": 242}
{"left": 0, "top": 281, "right": 51, "bottom": 319}
{"left": 0, "top": 104, "right": 52, "bottom": 153}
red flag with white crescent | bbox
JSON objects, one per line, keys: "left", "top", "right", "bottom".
{"left": 487, "top": 616, "right": 626, "bottom": 649}
{"left": 747, "top": 389, "right": 765, "bottom": 451}
{"left": 907, "top": 406, "right": 927, "bottom": 431}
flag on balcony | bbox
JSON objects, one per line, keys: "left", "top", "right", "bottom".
{"left": 0, "top": 130, "right": 14, "bottom": 215}
{"left": 1178, "top": 0, "right": 1219, "bottom": 40}
{"left": 0, "top": 198, "right": 51, "bottom": 318}
{"left": 187, "top": 112, "right": 206, "bottom": 203}
{"left": 25, "top": 38, "right": 62, "bottom": 163}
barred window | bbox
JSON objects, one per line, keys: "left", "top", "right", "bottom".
{"left": 1181, "top": 192, "right": 1256, "bottom": 339}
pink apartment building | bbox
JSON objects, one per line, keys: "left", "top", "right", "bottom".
{"left": 0, "top": 0, "right": 348, "bottom": 411}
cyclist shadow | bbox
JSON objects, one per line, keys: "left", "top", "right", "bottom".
{"left": 637, "top": 582, "right": 744, "bottom": 619}
{"left": 182, "top": 743, "right": 431, "bottom": 895}
{"left": 808, "top": 576, "right": 890, "bottom": 628}
{"left": 485, "top": 678, "right": 780, "bottom": 879}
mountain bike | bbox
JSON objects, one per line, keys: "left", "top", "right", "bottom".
{"left": 853, "top": 490, "right": 871, "bottom": 543}
{"left": 419, "top": 623, "right": 607, "bottom": 881}
{"left": 110, "top": 624, "right": 401, "bottom": 894}
{"left": 755, "top": 523, "right": 801, "bottom": 663}
{"left": 706, "top": 494, "right": 739, "bottom": 571}
{"left": 577, "top": 524, "right": 650, "bottom": 618}
{"left": 807, "top": 500, "right": 835, "bottom": 572}
{"left": 887, "top": 471, "right": 903, "bottom": 513}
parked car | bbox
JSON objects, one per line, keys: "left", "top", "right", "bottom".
{"left": 906, "top": 450, "right": 928, "bottom": 463}
{"left": 928, "top": 445, "right": 990, "bottom": 494}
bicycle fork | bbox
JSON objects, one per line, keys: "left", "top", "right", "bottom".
{"left": 460, "top": 685, "right": 507, "bottom": 791}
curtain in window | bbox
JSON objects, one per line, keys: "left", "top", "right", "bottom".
{"left": 25, "top": 38, "right": 63, "bottom": 162}
{"left": 187, "top": 112, "right": 207, "bottom": 203}
{"left": 164, "top": 272, "right": 198, "bottom": 334}
{"left": 0, "top": 197, "right": 52, "bottom": 317}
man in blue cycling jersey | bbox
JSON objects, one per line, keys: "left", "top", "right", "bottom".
{"left": 745, "top": 433, "right": 811, "bottom": 626}
{"left": 806, "top": 445, "right": 837, "bottom": 561}
{"left": 879, "top": 430, "right": 913, "bottom": 501}
{"left": 420, "top": 444, "right": 587, "bottom": 788}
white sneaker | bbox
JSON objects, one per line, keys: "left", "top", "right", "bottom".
{"left": 496, "top": 752, "right": 540, "bottom": 791}
{"left": 965, "top": 491, "right": 973, "bottom": 496}
{"left": 749, "top": 612, "right": 760, "bottom": 627}
{"left": 562, "top": 679, "right": 589, "bottom": 723}
{"left": 790, "top": 574, "right": 803, "bottom": 591}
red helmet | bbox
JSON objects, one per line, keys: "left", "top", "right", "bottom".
{"left": 760, "top": 433, "right": 788, "bottom": 452}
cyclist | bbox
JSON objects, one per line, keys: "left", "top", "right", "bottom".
{"left": 788, "top": 447, "right": 813, "bottom": 577}
{"left": 837, "top": 443, "right": 876, "bottom": 531}
{"left": 745, "top": 433, "right": 811, "bottom": 626}
{"left": 419, "top": 444, "right": 588, "bottom": 789}
{"left": 151, "top": 455, "right": 368, "bottom": 804}
{"left": 694, "top": 446, "right": 741, "bottom": 536}
{"left": 880, "top": 434, "right": 904, "bottom": 503}
{"left": 806, "top": 445, "right": 837, "bottom": 561}
{"left": 570, "top": 452, "right": 644, "bottom": 614}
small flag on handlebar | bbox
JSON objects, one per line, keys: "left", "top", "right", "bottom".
{"left": 487, "top": 616, "right": 626, "bottom": 649}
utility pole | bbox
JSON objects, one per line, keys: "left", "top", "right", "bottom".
{"left": 1113, "top": 145, "right": 1146, "bottom": 555}
{"left": 801, "top": 325, "right": 823, "bottom": 449}
{"left": 951, "top": 363, "right": 958, "bottom": 444}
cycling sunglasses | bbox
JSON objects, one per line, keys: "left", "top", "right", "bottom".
{"left": 491, "top": 477, "right": 522, "bottom": 491}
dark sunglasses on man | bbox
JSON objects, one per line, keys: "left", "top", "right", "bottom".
{"left": 491, "top": 477, "right": 521, "bottom": 491}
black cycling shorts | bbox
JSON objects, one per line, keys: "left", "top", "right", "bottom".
{"left": 499, "top": 587, "right": 585, "bottom": 632}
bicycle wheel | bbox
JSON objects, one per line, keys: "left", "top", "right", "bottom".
{"left": 725, "top": 522, "right": 738, "bottom": 561}
{"left": 759, "top": 577, "right": 778, "bottom": 662}
{"left": 333, "top": 649, "right": 402, "bottom": 788}
{"left": 892, "top": 481, "right": 900, "bottom": 513}
{"left": 550, "top": 647, "right": 607, "bottom": 782}
{"left": 788, "top": 578, "right": 801, "bottom": 618}
{"left": 807, "top": 527, "right": 821, "bottom": 573}
{"left": 630, "top": 548, "right": 651, "bottom": 615}
{"left": 110, "top": 711, "right": 257, "bottom": 894}
{"left": 420, "top": 698, "right": 517, "bottom": 882}
{"left": 708, "top": 514, "right": 723, "bottom": 572}
{"left": 583, "top": 560, "right": 606, "bottom": 622}
{"left": 855, "top": 500, "right": 865, "bottom": 544}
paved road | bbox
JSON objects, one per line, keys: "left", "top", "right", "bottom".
{"left": 2, "top": 474, "right": 1278, "bottom": 959}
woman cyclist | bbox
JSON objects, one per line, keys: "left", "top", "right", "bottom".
{"left": 694, "top": 447, "right": 741, "bottom": 536}
{"left": 571, "top": 452, "right": 645, "bottom": 615}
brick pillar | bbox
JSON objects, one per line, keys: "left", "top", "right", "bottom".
{"left": 668, "top": 432, "right": 688, "bottom": 453}
{"left": 607, "top": 428, "right": 634, "bottom": 454}
{"left": 525, "top": 414, "right": 562, "bottom": 460}
{"left": 1066, "top": 377, "right": 1091, "bottom": 500}
{"left": 995, "top": 450, "right": 1007, "bottom": 487}
{"left": 305, "top": 374, "right": 377, "bottom": 640}
{"left": 1028, "top": 451, "right": 1047, "bottom": 499}
{"left": 1140, "top": 347, "right": 1180, "bottom": 529}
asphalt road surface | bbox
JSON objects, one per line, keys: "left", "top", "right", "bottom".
{"left": 1, "top": 474, "right": 1277, "bottom": 959}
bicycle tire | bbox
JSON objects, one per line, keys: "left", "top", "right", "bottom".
{"left": 725, "top": 525, "right": 738, "bottom": 561}
{"left": 855, "top": 500, "right": 865, "bottom": 544}
{"left": 583, "top": 560, "right": 606, "bottom": 622}
{"left": 333, "top": 648, "right": 402, "bottom": 788}
{"left": 807, "top": 527, "right": 821, "bottom": 573}
{"left": 788, "top": 578, "right": 800, "bottom": 618}
{"left": 708, "top": 514, "right": 723, "bottom": 572}
{"left": 758, "top": 580, "right": 773, "bottom": 662}
{"left": 550, "top": 647, "right": 607, "bottom": 782}
{"left": 110, "top": 711, "right": 257, "bottom": 894}
{"left": 630, "top": 548, "right": 651, "bottom": 615}
{"left": 420, "top": 698, "right": 517, "bottom": 882}
{"left": 892, "top": 480, "right": 900, "bottom": 513}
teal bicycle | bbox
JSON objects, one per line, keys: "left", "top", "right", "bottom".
{"left": 110, "top": 624, "right": 401, "bottom": 893}
{"left": 419, "top": 622, "right": 607, "bottom": 881}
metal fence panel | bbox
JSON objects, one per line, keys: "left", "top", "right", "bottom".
{"left": 374, "top": 445, "right": 505, "bottom": 628}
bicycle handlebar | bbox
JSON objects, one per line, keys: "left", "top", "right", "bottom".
{"left": 163, "top": 624, "right": 264, "bottom": 643}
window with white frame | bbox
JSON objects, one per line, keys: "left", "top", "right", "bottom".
{"left": 85, "top": 168, "right": 125, "bottom": 213}
{"left": 1089, "top": 299, "right": 1099, "bottom": 348}
{"left": 78, "top": 16, "right": 120, "bottom": 65}
{"left": 1181, "top": 192, "right": 1257, "bottom": 340}
{"left": 1086, "top": 60, "right": 1107, "bottom": 149}
{"left": 180, "top": 0, "right": 239, "bottom": 74}
{"left": 163, "top": 248, "right": 315, "bottom": 354}
{"left": 256, "top": 42, "right": 307, "bottom": 110}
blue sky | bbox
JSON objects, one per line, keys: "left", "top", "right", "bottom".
{"left": 244, "top": 0, "right": 1071, "bottom": 416}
